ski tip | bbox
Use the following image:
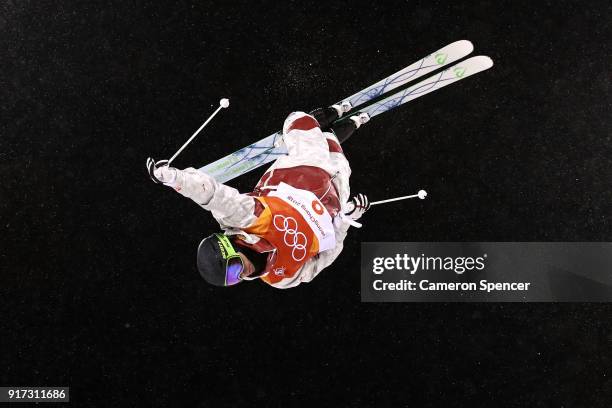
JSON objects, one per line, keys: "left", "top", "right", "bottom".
{"left": 453, "top": 39, "right": 474, "bottom": 54}
{"left": 459, "top": 55, "right": 494, "bottom": 71}
{"left": 476, "top": 55, "right": 494, "bottom": 69}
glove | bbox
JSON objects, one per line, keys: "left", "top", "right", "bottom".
{"left": 345, "top": 193, "right": 370, "bottom": 221}
{"left": 146, "top": 158, "right": 178, "bottom": 186}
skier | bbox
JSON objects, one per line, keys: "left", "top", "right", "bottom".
{"left": 147, "top": 105, "right": 372, "bottom": 288}
{"left": 145, "top": 42, "right": 490, "bottom": 288}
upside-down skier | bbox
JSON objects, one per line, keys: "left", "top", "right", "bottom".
{"left": 146, "top": 41, "right": 492, "bottom": 289}
{"left": 147, "top": 105, "right": 372, "bottom": 288}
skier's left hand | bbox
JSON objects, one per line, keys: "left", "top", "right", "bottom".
{"left": 345, "top": 193, "right": 370, "bottom": 221}
{"left": 146, "top": 158, "right": 178, "bottom": 186}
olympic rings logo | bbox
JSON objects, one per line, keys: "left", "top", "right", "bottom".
{"left": 272, "top": 215, "right": 308, "bottom": 261}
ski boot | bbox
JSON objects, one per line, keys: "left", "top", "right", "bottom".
{"left": 331, "top": 100, "right": 353, "bottom": 117}
{"left": 311, "top": 101, "right": 352, "bottom": 129}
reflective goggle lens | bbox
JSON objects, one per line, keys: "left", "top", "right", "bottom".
{"left": 225, "top": 256, "right": 245, "bottom": 286}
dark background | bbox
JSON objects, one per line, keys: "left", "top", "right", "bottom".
{"left": 2, "top": 0, "right": 611, "bottom": 406}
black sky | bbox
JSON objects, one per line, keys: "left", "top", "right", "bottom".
{"left": 2, "top": 0, "right": 611, "bottom": 405}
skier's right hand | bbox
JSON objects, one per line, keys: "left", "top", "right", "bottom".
{"left": 146, "top": 158, "right": 178, "bottom": 186}
{"left": 345, "top": 193, "right": 370, "bottom": 221}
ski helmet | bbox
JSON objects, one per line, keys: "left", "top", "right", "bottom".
{"left": 197, "top": 233, "right": 245, "bottom": 286}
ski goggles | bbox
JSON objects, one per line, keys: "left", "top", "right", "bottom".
{"left": 214, "top": 234, "right": 245, "bottom": 286}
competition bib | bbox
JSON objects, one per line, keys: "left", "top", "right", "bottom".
{"left": 268, "top": 182, "right": 336, "bottom": 253}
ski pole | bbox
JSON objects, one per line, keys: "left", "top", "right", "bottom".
{"left": 370, "top": 190, "right": 428, "bottom": 206}
{"left": 167, "top": 98, "right": 230, "bottom": 166}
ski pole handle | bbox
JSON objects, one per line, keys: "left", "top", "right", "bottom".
{"left": 370, "top": 190, "right": 427, "bottom": 206}
{"left": 168, "top": 98, "right": 229, "bottom": 166}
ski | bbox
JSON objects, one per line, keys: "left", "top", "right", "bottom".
{"left": 199, "top": 41, "right": 476, "bottom": 183}
{"left": 359, "top": 55, "right": 494, "bottom": 118}
{"left": 337, "top": 40, "right": 474, "bottom": 108}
